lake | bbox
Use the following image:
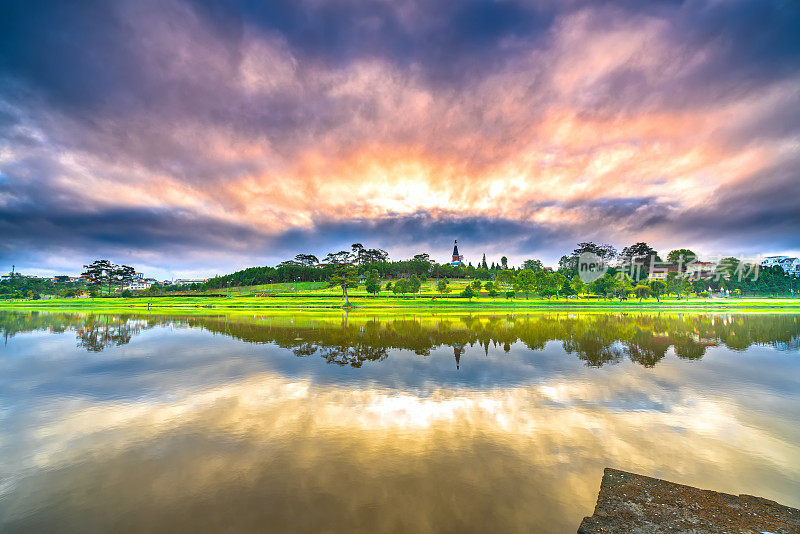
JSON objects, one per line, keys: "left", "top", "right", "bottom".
{"left": 0, "top": 310, "right": 798, "bottom": 533}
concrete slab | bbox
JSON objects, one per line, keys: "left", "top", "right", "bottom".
{"left": 578, "top": 468, "right": 800, "bottom": 533}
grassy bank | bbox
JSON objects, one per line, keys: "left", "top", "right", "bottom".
{"left": 2, "top": 293, "right": 799, "bottom": 313}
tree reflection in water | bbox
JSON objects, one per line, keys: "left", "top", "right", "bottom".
{"left": 76, "top": 316, "right": 139, "bottom": 352}
{"left": 1, "top": 311, "right": 798, "bottom": 368}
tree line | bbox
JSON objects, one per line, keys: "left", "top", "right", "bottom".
{"left": 203, "top": 240, "right": 799, "bottom": 299}
{"left": 4, "top": 241, "right": 798, "bottom": 300}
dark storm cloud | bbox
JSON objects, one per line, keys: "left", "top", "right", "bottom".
{"left": 0, "top": 0, "right": 553, "bottom": 117}
{"left": 0, "top": 203, "right": 267, "bottom": 259}
{"left": 191, "top": 0, "right": 554, "bottom": 79}
{"left": 2, "top": 0, "right": 797, "bottom": 150}
{"left": 554, "top": 0, "right": 800, "bottom": 119}
{"left": 661, "top": 158, "right": 800, "bottom": 251}
{"left": 275, "top": 211, "right": 570, "bottom": 258}
{"left": 677, "top": 0, "right": 800, "bottom": 86}
{"left": 3, "top": 0, "right": 799, "bottom": 114}
{"left": 0, "top": 0, "right": 557, "bottom": 174}
{"left": 1, "top": 168, "right": 797, "bottom": 272}
{"left": 0, "top": 0, "right": 144, "bottom": 111}
{"left": 524, "top": 196, "right": 674, "bottom": 223}
{"left": 0, "top": 195, "right": 570, "bottom": 268}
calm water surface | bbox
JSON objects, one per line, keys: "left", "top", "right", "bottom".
{"left": 0, "top": 311, "right": 798, "bottom": 533}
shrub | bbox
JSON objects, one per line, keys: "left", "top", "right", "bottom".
{"left": 460, "top": 285, "right": 477, "bottom": 300}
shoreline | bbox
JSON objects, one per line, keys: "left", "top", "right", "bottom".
{"left": 2, "top": 295, "right": 800, "bottom": 314}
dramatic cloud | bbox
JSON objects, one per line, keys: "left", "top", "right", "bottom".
{"left": 1, "top": 0, "right": 799, "bottom": 275}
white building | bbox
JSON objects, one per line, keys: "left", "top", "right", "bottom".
{"left": 174, "top": 278, "right": 207, "bottom": 285}
{"left": 779, "top": 257, "right": 800, "bottom": 276}
{"left": 125, "top": 280, "right": 152, "bottom": 291}
{"left": 762, "top": 256, "right": 800, "bottom": 275}
{"left": 762, "top": 256, "right": 789, "bottom": 267}
{"left": 124, "top": 273, "right": 159, "bottom": 291}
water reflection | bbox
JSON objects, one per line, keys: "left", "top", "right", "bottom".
{"left": 0, "top": 310, "right": 798, "bottom": 533}
{"left": 2, "top": 310, "right": 799, "bottom": 367}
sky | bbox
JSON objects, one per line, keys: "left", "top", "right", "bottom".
{"left": 1, "top": 0, "right": 799, "bottom": 278}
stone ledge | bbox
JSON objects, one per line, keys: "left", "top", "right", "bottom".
{"left": 578, "top": 468, "right": 800, "bottom": 534}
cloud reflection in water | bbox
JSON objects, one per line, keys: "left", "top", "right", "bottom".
{"left": 0, "top": 311, "right": 798, "bottom": 533}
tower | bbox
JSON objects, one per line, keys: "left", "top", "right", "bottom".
{"left": 450, "top": 240, "right": 464, "bottom": 266}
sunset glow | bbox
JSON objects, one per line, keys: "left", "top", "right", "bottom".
{"left": 1, "top": 0, "right": 799, "bottom": 277}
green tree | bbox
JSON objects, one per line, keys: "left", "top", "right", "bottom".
{"left": 550, "top": 272, "right": 566, "bottom": 298}
{"left": 665, "top": 271, "right": 680, "bottom": 296}
{"left": 621, "top": 242, "right": 661, "bottom": 280}
{"left": 716, "top": 257, "right": 740, "bottom": 280}
{"left": 437, "top": 278, "right": 451, "bottom": 294}
{"left": 470, "top": 280, "right": 482, "bottom": 291}
{"left": 62, "top": 288, "right": 78, "bottom": 298}
{"left": 522, "top": 259, "right": 543, "bottom": 271}
{"left": 392, "top": 279, "right": 410, "bottom": 295}
{"left": 633, "top": 284, "right": 652, "bottom": 301}
{"left": 589, "top": 274, "right": 616, "bottom": 297}
{"left": 649, "top": 279, "right": 666, "bottom": 302}
{"left": 484, "top": 281, "right": 498, "bottom": 297}
{"left": 460, "top": 285, "right": 477, "bottom": 300}
{"left": 82, "top": 259, "right": 115, "bottom": 295}
{"left": 324, "top": 250, "right": 353, "bottom": 265}
{"left": 328, "top": 265, "right": 359, "bottom": 306}
{"left": 295, "top": 254, "right": 319, "bottom": 266}
{"left": 113, "top": 264, "right": 136, "bottom": 288}
{"left": 533, "top": 271, "right": 565, "bottom": 299}
{"left": 692, "top": 279, "right": 710, "bottom": 295}
{"left": 409, "top": 275, "right": 422, "bottom": 295}
{"left": 365, "top": 269, "right": 381, "bottom": 296}
{"left": 666, "top": 249, "right": 696, "bottom": 265}
{"left": 665, "top": 271, "right": 691, "bottom": 298}
{"left": 351, "top": 243, "right": 366, "bottom": 265}
{"left": 614, "top": 278, "right": 633, "bottom": 300}
{"left": 558, "top": 255, "right": 576, "bottom": 273}
{"left": 572, "top": 242, "right": 617, "bottom": 260}
{"left": 495, "top": 270, "right": 515, "bottom": 294}
{"left": 572, "top": 275, "right": 586, "bottom": 296}
{"left": 501, "top": 256, "right": 508, "bottom": 269}
{"left": 515, "top": 269, "right": 536, "bottom": 298}
{"left": 621, "top": 242, "right": 660, "bottom": 262}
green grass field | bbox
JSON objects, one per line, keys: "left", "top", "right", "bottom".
{"left": 2, "top": 278, "right": 799, "bottom": 314}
